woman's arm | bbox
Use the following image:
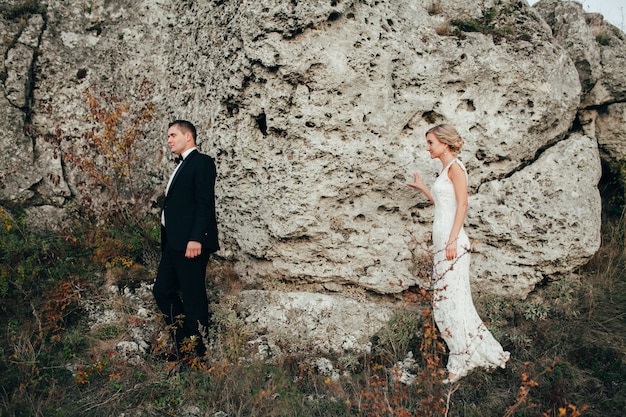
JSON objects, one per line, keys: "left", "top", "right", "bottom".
{"left": 446, "top": 162, "right": 468, "bottom": 260}
{"left": 407, "top": 172, "right": 434, "bottom": 204}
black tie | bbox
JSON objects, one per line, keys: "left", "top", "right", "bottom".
{"left": 174, "top": 155, "right": 183, "bottom": 164}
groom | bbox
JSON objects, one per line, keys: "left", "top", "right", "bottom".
{"left": 153, "top": 120, "right": 219, "bottom": 358}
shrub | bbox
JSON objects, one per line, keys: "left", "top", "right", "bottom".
{"left": 449, "top": 3, "right": 532, "bottom": 43}
{"left": 0, "top": 0, "right": 44, "bottom": 21}
{"left": 61, "top": 82, "right": 160, "bottom": 268}
{"left": 372, "top": 309, "right": 424, "bottom": 364}
{"left": 596, "top": 33, "right": 611, "bottom": 46}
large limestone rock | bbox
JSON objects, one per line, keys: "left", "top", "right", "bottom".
{"left": 204, "top": 0, "right": 584, "bottom": 297}
{"left": 533, "top": 0, "right": 603, "bottom": 102}
{"left": 470, "top": 133, "right": 602, "bottom": 297}
{"left": 534, "top": 0, "right": 626, "bottom": 143}
{"left": 1, "top": 0, "right": 624, "bottom": 351}
{"left": 595, "top": 103, "right": 626, "bottom": 163}
{"left": 238, "top": 290, "right": 394, "bottom": 355}
{"left": 535, "top": 0, "right": 626, "bottom": 209}
{"left": 0, "top": 10, "right": 67, "bottom": 206}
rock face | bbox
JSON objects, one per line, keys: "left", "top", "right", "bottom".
{"left": 1, "top": 0, "right": 625, "bottom": 352}
{"left": 533, "top": 0, "right": 626, "bottom": 172}
{"left": 470, "top": 133, "right": 602, "bottom": 296}
{"left": 239, "top": 290, "right": 394, "bottom": 355}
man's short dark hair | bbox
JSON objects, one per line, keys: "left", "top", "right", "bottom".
{"left": 169, "top": 120, "right": 197, "bottom": 142}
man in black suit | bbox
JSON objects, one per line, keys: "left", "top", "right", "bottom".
{"left": 153, "top": 120, "right": 219, "bottom": 358}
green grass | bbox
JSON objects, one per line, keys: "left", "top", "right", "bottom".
{"left": 596, "top": 33, "right": 611, "bottom": 46}
{"left": 448, "top": 3, "right": 533, "bottom": 43}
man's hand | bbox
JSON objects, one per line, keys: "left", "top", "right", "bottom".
{"left": 185, "top": 241, "right": 202, "bottom": 258}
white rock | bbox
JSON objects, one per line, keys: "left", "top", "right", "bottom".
{"left": 239, "top": 290, "right": 394, "bottom": 354}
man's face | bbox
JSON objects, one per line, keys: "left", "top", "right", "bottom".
{"left": 167, "top": 125, "right": 191, "bottom": 155}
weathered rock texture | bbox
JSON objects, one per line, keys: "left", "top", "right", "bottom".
{"left": 1, "top": 0, "right": 625, "bottom": 353}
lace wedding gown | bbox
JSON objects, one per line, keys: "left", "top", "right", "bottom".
{"left": 431, "top": 158, "right": 510, "bottom": 379}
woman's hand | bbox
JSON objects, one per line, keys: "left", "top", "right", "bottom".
{"left": 408, "top": 172, "right": 435, "bottom": 204}
{"left": 446, "top": 240, "right": 457, "bottom": 260}
{"left": 407, "top": 172, "right": 426, "bottom": 190}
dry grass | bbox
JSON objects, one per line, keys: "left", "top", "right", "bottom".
{"left": 2, "top": 208, "right": 625, "bottom": 416}
{"left": 427, "top": 1, "right": 443, "bottom": 16}
{"left": 435, "top": 21, "right": 452, "bottom": 36}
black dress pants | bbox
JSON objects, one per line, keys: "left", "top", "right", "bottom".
{"left": 153, "top": 237, "right": 210, "bottom": 357}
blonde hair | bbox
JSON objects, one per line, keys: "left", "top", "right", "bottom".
{"left": 426, "top": 124, "right": 464, "bottom": 153}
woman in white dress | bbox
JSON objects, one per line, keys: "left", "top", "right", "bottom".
{"left": 407, "top": 124, "right": 510, "bottom": 383}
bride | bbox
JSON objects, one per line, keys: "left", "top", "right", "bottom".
{"left": 407, "top": 124, "right": 510, "bottom": 383}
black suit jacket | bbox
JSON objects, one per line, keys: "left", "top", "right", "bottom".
{"left": 162, "top": 149, "right": 219, "bottom": 253}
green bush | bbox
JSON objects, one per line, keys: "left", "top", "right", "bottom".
{"left": 371, "top": 309, "right": 424, "bottom": 364}
{"left": 596, "top": 33, "right": 611, "bottom": 46}
{"left": 0, "top": 0, "right": 44, "bottom": 21}
{"left": 449, "top": 3, "right": 533, "bottom": 43}
{"left": 0, "top": 207, "right": 91, "bottom": 306}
